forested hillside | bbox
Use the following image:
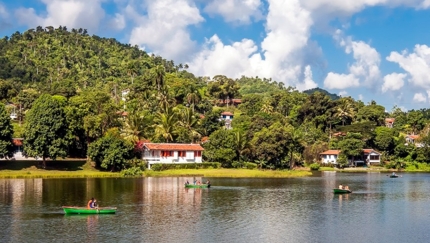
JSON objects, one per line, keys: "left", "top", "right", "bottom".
{"left": 1, "top": 26, "right": 430, "bottom": 171}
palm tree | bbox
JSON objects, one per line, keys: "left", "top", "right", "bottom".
{"left": 186, "top": 88, "right": 200, "bottom": 111}
{"left": 120, "top": 110, "right": 152, "bottom": 143}
{"left": 151, "top": 65, "right": 165, "bottom": 92}
{"left": 234, "top": 131, "right": 249, "bottom": 161}
{"left": 178, "top": 107, "right": 201, "bottom": 142}
{"left": 335, "top": 98, "right": 355, "bottom": 126}
{"left": 153, "top": 110, "right": 178, "bottom": 142}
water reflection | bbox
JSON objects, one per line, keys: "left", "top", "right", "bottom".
{"left": 2, "top": 175, "right": 430, "bottom": 242}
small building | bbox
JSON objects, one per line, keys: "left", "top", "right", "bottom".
{"left": 385, "top": 118, "right": 395, "bottom": 128}
{"left": 320, "top": 150, "right": 341, "bottom": 165}
{"left": 220, "top": 111, "right": 234, "bottom": 129}
{"left": 405, "top": 134, "right": 423, "bottom": 147}
{"left": 320, "top": 149, "right": 381, "bottom": 166}
{"left": 142, "top": 143, "right": 204, "bottom": 169}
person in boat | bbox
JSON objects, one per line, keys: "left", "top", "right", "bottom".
{"left": 87, "top": 197, "right": 95, "bottom": 209}
{"left": 92, "top": 199, "right": 98, "bottom": 208}
{"left": 197, "top": 180, "right": 201, "bottom": 185}
{"left": 344, "top": 185, "right": 349, "bottom": 190}
{"left": 185, "top": 180, "right": 190, "bottom": 185}
{"left": 206, "top": 180, "right": 210, "bottom": 185}
{"left": 338, "top": 184, "right": 343, "bottom": 189}
{"left": 392, "top": 172, "right": 396, "bottom": 176}
{"left": 194, "top": 180, "right": 197, "bottom": 185}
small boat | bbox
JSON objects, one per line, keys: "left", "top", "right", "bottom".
{"left": 333, "top": 188, "right": 352, "bottom": 194}
{"left": 62, "top": 206, "right": 117, "bottom": 214}
{"left": 389, "top": 175, "right": 399, "bottom": 178}
{"left": 185, "top": 183, "right": 210, "bottom": 188}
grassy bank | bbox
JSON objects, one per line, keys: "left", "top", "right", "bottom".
{"left": 0, "top": 160, "right": 312, "bottom": 178}
{"left": 144, "top": 168, "right": 312, "bottom": 178}
{"left": 0, "top": 160, "right": 121, "bottom": 178}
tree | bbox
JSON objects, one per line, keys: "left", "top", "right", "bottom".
{"left": 87, "top": 129, "right": 134, "bottom": 171}
{"left": 0, "top": 103, "right": 14, "bottom": 159}
{"left": 203, "top": 129, "right": 237, "bottom": 167}
{"left": 335, "top": 97, "right": 356, "bottom": 126}
{"left": 338, "top": 133, "right": 365, "bottom": 167}
{"left": 374, "top": 127, "right": 395, "bottom": 154}
{"left": 23, "top": 94, "right": 69, "bottom": 168}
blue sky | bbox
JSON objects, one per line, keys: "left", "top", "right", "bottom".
{"left": 1, "top": 0, "right": 430, "bottom": 111}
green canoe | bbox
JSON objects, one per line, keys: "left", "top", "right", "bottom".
{"left": 185, "top": 184, "right": 211, "bottom": 188}
{"left": 333, "top": 188, "right": 352, "bottom": 194}
{"left": 62, "top": 206, "right": 117, "bottom": 214}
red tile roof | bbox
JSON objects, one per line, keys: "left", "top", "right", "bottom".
{"left": 144, "top": 143, "right": 204, "bottom": 151}
{"left": 12, "top": 139, "right": 23, "bottom": 146}
{"left": 320, "top": 150, "right": 341, "bottom": 155}
{"left": 408, "top": 135, "right": 420, "bottom": 140}
{"left": 363, "top": 149, "right": 380, "bottom": 154}
{"left": 385, "top": 118, "right": 395, "bottom": 123}
{"left": 221, "top": 111, "right": 234, "bottom": 116}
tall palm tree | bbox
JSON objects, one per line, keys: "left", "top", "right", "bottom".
{"left": 151, "top": 65, "right": 165, "bottom": 92}
{"left": 120, "top": 110, "right": 152, "bottom": 143}
{"left": 186, "top": 87, "right": 200, "bottom": 111}
{"left": 335, "top": 98, "right": 355, "bottom": 126}
{"left": 178, "top": 107, "right": 201, "bottom": 143}
{"left": 154, "top": 110, "right": 178, "bottom": 142}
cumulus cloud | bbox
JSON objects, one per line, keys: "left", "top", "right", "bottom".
{"left": 413, "top": 93, "right": 427, "bottom": 103}
{"left": 382, "top": 73, "right": 406, "bottom": 92}
{"left": 0, "top": 3, "right": 8, "bottom": 19}
{"left": 128, "top": 0, "right": 204, "bottom": 62}
{"left": 386, "top": 44, "right": 430, "bottom": 90}
{"left": 190, "top": 0, "right": 317, "bottom": 90}
{"left": 296, "top": 65, "right": 318, "bottom": 91}
{"left": 339, "top": 91, "right": 348, "bottom": 97}
{"left": 324, "top": 73, "right": 360, "bottom": 89}
{"left": 109, "top": 13, "right": 126, "bottom": 31}
{"left": 14, "top": 0, "right": 105, "bottom": 32}
{"left": 323, "top": 29, "right": 380, "bottom": 89}
{"left": 204, "top": 0, "right": 263, "bottom": 25}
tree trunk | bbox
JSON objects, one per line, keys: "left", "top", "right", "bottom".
{"left": 42, "top": 156, "right": 46, "bottom": 169}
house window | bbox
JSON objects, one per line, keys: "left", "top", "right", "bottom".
{"left": 370, "top": 155, "right": 379, "bottom": 160}
{"left": 179, "top": 151, "right": 186, "bottom": 157}
{"left": 194, "top": 151, "right": 201, "bottom": 157}
{"left": 161, "top": 151, "right": 173, "bottom": 157}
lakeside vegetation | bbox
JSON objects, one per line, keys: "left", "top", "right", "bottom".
{"left": 1, "top": 26, "right": 430, "bottom": 177}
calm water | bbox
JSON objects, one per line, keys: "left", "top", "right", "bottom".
{"left": 1, "top": 172, "right": 430, "bottom": 243}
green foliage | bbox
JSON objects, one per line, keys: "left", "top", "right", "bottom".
{"left": 150, "top": 162, "right": 221, "bottom": 171}
{"left": 309, "top": 163, "right": 320, "bottom": 171}
{"left": 120, "top": 166, "right": 144, "bottom": 177}
{"left": 337, "top": 153, "right": 349, "bottom": 168}
{"left": 303, "top": 88, "right": 340, "bottom": 100}
{"left": 203, "top": 129, "right": 237, "bottom": 167}
{"left": 23, "top": 94, "right": 69, "bottom": 166}
{"left": 87, "top": 129, "right": 134, "bottom": 171}
{"left": 0, "top": 103, "right": 14, "bottom": 158}
{"left": 243, "top": 162, "right": 257, "bottom": 170}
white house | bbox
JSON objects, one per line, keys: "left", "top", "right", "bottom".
{"left": 142, "top": 143, "right": 204, "bottom": 169}
{"left": 320, "top": 149, "right": 381, "bottom": 166}
{"left": 220, "top": 111, "right": 234, "bottom": 129}
{"left": 320, "top": 150, "right": 341, "bottom": 165}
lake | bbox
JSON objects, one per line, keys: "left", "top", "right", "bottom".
{"left": 1, "top": 172, "right": 430, "bottom": 243}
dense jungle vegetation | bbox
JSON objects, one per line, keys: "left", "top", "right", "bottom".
{"left": 1, "top": 26, "right": 430, "bottom": 171}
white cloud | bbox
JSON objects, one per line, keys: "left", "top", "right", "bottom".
{"left": 382, "top": 73, "right": 406, "bottom": 92}
{"left": 190, "top": 0, "right": 316, "bottom": 90}
{"left": 358, "top": 94, "right": 364, "bottom": 101}
{"left": 296, "top": 65, "right": 318, "bottom": 91}
{"left": 0, "top": 3, "right": 8, "bottom": 19}
{"left": 386, "top": 44, "right": 430, "bottom": 90}
{"left": 413, "top": 93, "right": 427, "bottom": 103}
{"left": 339, "top": 91, "right": 348, "bottom": 96}
{"left": 324, "top": 73, "right": 360, "bottom": 89}
{"left": 204, "top": 0, "right": 263, "bottom": 24}
{"left": 14, "top": 0, "right": 105, "bottom": 32}
{"left": 109, "top": 13, "right": 126, "bottom": 31}
{"left": 323, "top": 30, "right": 380, "bottom": 89}
{"left": 129, "top": 0, "right": 204, "bottom": 62}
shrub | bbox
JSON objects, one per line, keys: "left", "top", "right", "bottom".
{"left": 309, "top": 163, "right": 320, "bottom": 171}
{"left": 121, "top": 167, "right": 144, "bottom": 177}
{"left": 150, "top": 162, "right": 221, "bottom": 171}
{"left": 232, "top": 161, "right": 243, "bottom": 168}
{"left": 243, "top": 162, "right": 257, "bottom": 170}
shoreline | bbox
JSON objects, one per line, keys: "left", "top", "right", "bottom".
{"left": 0, "top": 167, "right": 427, "bottom": 179}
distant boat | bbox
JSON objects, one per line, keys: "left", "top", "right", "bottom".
{"left": 62, "top": 206, "right": 117, "bottom": 214}
{"left": 333, "top": 188, "right": 352, "bottom": 194}
{"left": 389, "top": 174, "right": 399, "bottom": 178}
{"left": 185, "top": 183, "right": 210, "bottom": 188}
